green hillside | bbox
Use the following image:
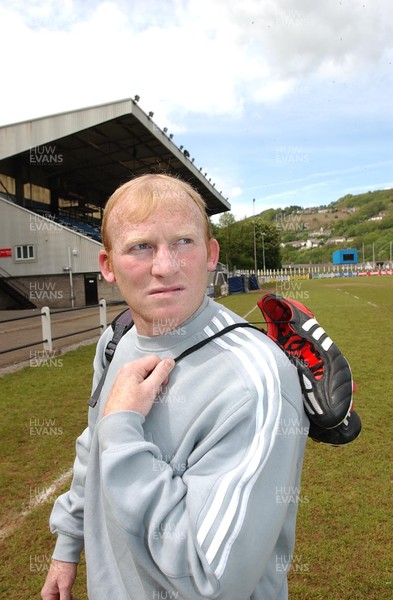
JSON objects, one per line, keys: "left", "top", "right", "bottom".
{"left": 213, "top": 189, "right": 393, "bottom": 268}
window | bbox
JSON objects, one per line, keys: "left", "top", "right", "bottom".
{"left": 15, "top": 244, "right": 35, "bottom": 261}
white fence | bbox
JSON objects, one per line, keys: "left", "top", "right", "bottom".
{"left": 237, "top": 263, "right": 393, "bottom": 283}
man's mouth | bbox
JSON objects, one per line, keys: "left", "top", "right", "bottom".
{"left": 148, "top": 286, "right": 184, "bottom": 296}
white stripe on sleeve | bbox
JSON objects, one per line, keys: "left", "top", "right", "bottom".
{"left": 196, "top": 314, "right": 282, "bottom": 577}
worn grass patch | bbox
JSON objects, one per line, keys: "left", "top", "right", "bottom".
{"left": 1, "top": 276, "right": 392, "bottom": 598}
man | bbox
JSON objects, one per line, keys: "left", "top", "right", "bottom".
{"left": 41, "top": 174, "right": 308, "bottom": 600}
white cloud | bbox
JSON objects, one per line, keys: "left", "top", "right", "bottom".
{"left": 1, "top": 0, "right": 392, "bottom": 126}
{"left": 0, "top": 0, "right": 391, "bottom": 218}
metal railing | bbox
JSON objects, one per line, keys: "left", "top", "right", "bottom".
{"left": 0, "top": 299, "right": 111, "bottom": 356}
{"left": 0, "top": 265, "right": 36, "bottom": 306}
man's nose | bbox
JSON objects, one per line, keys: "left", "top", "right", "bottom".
{"left": 151, "top": 245, "right": 181, "bottom": 276}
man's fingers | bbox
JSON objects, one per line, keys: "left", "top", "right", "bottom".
{"left": 130, "top": 354, "right": 166, "bottom": 381}
{"left": 103, "top": 356, "right": 176, "bottom": 417}
{"left": 144, "top": 358, "right": 175, "bottom": 397}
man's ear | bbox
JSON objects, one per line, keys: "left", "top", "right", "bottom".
{"left": 207, "top": 238, "right": 220, "bottom": 272}
{"left": 98, "top": 249, "right": 116, "bottom": 284}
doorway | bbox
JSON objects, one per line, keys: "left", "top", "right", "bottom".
{"left": 84, "top": 274, "right": 98, "bottom": 305}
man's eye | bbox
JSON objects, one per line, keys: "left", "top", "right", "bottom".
{"left": 130, "top": 243, "right": 152, "bottom": 252}
{"left": 176, "top": 238, "right": 192, "bottom": 245}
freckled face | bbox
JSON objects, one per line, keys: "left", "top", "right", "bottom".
{"left": 99, "top": 196, "right": 219, "bottom": 336}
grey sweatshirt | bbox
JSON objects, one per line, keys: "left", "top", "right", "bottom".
{"left": 50, "top": 296, "right": 308, "bottom": 599}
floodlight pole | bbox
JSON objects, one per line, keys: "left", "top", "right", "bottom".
{"left": 253, "top": 198, "right": 257, "bottom": 274}
{"left": 261, "top": 232, "right": 266, "bottom": 272}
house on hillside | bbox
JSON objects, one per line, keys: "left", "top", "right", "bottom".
{"left": 289, "top": 240, "right": 306, "bottom": 249}
{"left": 327, "top": 236, "right": 347, "bottom": 244}
{"left": 368, "top": 211, "right": 388, "bottom": 222}
{"left": 309, "top": 227, "right": 332, "bottom": 237}
{"left": 305, "top": 239, "right": 319, "bottom": 249}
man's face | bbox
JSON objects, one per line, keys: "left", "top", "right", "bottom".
{"left": 99, "top": 195, "right": 219, "bottom": 336}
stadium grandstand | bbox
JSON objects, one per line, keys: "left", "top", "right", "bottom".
{"left": 0, "top": 98, "right": 230, "bottom": 309}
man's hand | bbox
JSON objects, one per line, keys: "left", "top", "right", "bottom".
{"left": 41, "top": 560, "right": 78, "bottom": 600}
{"left": 103, "top": 355, "right": 175, "bottom": 417}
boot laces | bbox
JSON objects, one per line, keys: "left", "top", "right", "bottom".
{"left": 276, "top": 326, "right": 324, "bottom": 379}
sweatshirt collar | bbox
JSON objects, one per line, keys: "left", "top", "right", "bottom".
{"left": 134, "top": 295, "right": 210, "bottom": 351}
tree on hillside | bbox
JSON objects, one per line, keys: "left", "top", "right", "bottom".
{"left": 214, "top": 187, "right": 393, "bottom": 267}
{"left": 215, "top": 212, "right": 236, "bottom": 267}
{"left": 214, "top": 214, "right": 281, "bottom": 271}
{"left": 218, "top": 213, "right": 236, "bottom": 228}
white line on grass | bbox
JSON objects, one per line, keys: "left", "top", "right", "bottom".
{"left": 0, "top": 468, "right": 73, "bottom": 541}
{"left": 242, "top": 305, "right": 259, "bottom": 320}
{"left": 22, "top": 468, "right": 73, "bottom": 515}
{"left": 337, "top": 287, "right": 379, "bottom": 308}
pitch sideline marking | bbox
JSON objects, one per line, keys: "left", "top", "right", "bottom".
{"left": 242, "top": 305, "right": 259, "bottom": 320}
{"left": 336, "top": 287, "right": 379, "bottom": 308}
{"left": 0, "top": 468, "right": 73, "bottom": 541}
{"left": 22, "top": 468, "right": 73, "bottom": 516}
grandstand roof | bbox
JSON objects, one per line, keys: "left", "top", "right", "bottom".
{"left": 0, "top": 98, "right": 230, "bottom": 216}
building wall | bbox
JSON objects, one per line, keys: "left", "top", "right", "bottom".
{"left": 97, "top": 277, "right": 123, "bottom": 306}
{"left": 0, "top": 198, "right": 127, "bottom": 308}
{"left": 0, "top": 198, "right": 101, "bottom": 277}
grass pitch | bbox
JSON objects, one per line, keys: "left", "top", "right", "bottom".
{"left": 0, "top": 276, "right": 392, "bottom": 599}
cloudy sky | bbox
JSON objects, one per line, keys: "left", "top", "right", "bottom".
{"left": 1, "top": 0, "right": 392, "bottom": 220}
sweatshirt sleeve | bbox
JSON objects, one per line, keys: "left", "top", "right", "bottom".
{"left": 49, "top": 326, "right": 112, "bottom": 563}
{"left": 96, "top": 374, "right": 307, "bottom": 599}
{"left": 50, "top": 426, "right": 91, "bottom": 562}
